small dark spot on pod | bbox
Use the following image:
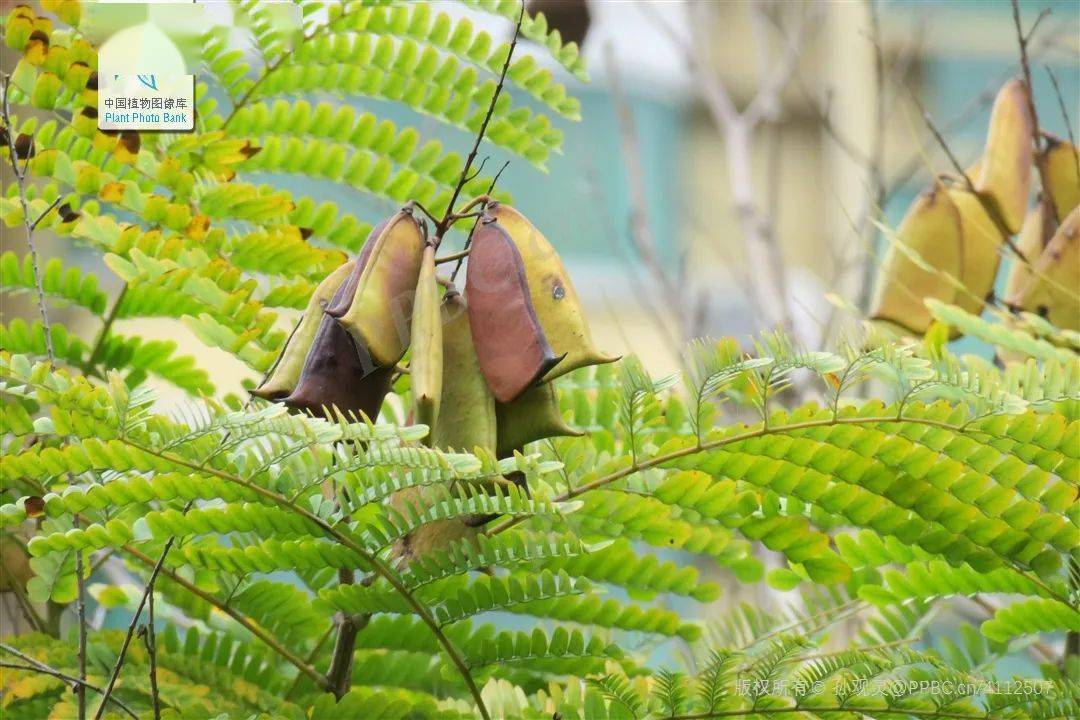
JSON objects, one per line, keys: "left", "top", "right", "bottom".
{"left": 118, "top": 131, "right": 140, "bottom": 155}
{"left": 28, "top": 30, "right": 49, "bottom": 46}
{"left": 79, "top": 107, "right": 98, "bottom": 119}
{"left": 85, "top": 71, "right": 98, "bottom": 90}
{"left": 552, "top": 281, "right": 565, "bottom": 300}
{"left": 239, "top": 142, "right": 261, "bottom": 158}
{"left": 13, "top": 133, "right": 35, "bottom": 159}
{"left": 1037, "top": 305, "right": 1050, "bottom": 318}
{"left": 57, "top": 203, "right": 80, "bottom": 223}
{"left": 298, "top": 227, "right": 314, "bottom": 239}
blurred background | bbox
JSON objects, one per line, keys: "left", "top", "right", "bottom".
{"left": 5, "top": 0, "right": 1078, "bottom": 398}
{"left": 1, "top": 0, "right": 1078, "bottom": 656}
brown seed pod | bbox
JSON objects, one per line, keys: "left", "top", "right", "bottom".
{"left": 12, "top": 133, "right": 35, "bottom": 159}
{"left": 282, "top": 266, "right": 394, "bottom": 420}
{"left": 466, "top": 218, "right": 562, "bottom": 403}
{"left": 330, "top": 210, "right": 426, "bottom": 368}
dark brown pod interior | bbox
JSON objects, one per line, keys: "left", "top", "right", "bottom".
{"left": 282, "top": 314, "right": 393, "bottom": 421}
{"left": 465, "top": 220, "right": 562, "bottom": 403}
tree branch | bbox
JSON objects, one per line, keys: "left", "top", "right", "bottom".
{"left": 3, "top": 73, "right": 55, "bottom": 363}
{"left": 435, "top": 2, "right": 525, "bottom": 243}
{"left": 0, "top": 646, "right": 138, "bottom": 719}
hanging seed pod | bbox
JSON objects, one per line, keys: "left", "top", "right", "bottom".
{"left": 252, "top": 259, "right": 356, "bottom": 401}
{"left": 869, "top": 181, "right": 963, "bottom": 335}
{"left": 410, "top": 244, "right": 442, "bottom": 436}
{"left": 948, "top": 188, "right": 1006, "bottom": 317}
{"left": 331, "top": 209, "right": 426, "bottom": 368}
{"left": 495, "top": 382, "right": 583, "bottom": 459}
{"left": 1037, "top": 133, "right": 1080, "bottom": 224}
{"left": 974, "top": 78, "right": 1033, "bottom": 235}
{"left": 252, "top": 218, "right": 391, "bottom": 401}
{"left": 487, "top": 202, "right": 617, "bottom": 381}
{"left": 1005, "top": 206, "right": 1079, "bottom": 330}
{"left": 431, "top": 290, "right": 497, "bottom": 452}
{"left": 466, "top": 217, "right": 562, "bottom": 403}
{"left": 282, "top": 314, "right": 394, "bottom": 421}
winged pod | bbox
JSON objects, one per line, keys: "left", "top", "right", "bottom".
{"left": 281, "top": 253, "right": 395, "bottom": 420}
{"left": 409, "top": 244, "right": 442, "bottom": 435}
{"left": 466, "top": 217, "right": 563, "bottom": 403}
{"left": 331, "top": 208, "right": 426, "bottom": 368}
{"left": 487, "top": 202, "right": 618, "bottom": 380}
{"left": 251, "top": 259, "right": 356, "bottom": 401}
{"left": 1005, "top": 206, "right": 1079, "bottom": 330}
{"left": 870, "top": 181, "right": 963, "bottom": 335}
{"left": 253, "top": 217, "right": 392, "bottom": 401}
{"left": 394, "top": 290, "right": 496, "bottom": 562}
{"left": 1037, "top": 134, "right": 1080, "bottom": 224}
{"left": 948, "top": 188, "right": 1007, "bottom": 317}
{"left": 431, "top": 290, "right": 497, "bottom": 452}
{"left": 975, "top": 78, "right": 1034, "bottom": 235}
{"left": 495, "top": 382, "right": 583, "bottom": 459}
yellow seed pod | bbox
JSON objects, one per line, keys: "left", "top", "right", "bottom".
{"left": 1005, "top": 206, "right": 1079, "bottom": 331}
{"left": 870, "top": 181, "right": 963, "bottom": 334}
{"left": 252, "top": 260, "right": 358, "bottom": 401}
{"left": 975, "top": 78, "right": 1033, "bottom": 234}
{"left": 1038, "top": 135, "right": 1080, "bottom": 224}
{"left": 486, "top": 202, "right": 618, "bottom": 381}
{"left": 409, "top": 244, "right": 442, "bottom": 436}
{"left": 332, "top": 210, "right": 425, "bottom": 368}
{"left": 949, "top": 188, "right": 1006, "bottom": 316}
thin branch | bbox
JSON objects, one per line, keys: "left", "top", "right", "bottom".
{"left": 1010, "top": 1, "right": 1052, "bottom": 191}
{"left": 74, "top": 516, "right": 88, "bottom": 720}
{"left": 86, "top": 283, "right": 127, "bottom": 370}
{"left": 0, "top": 647, "right": 138, "bottom": 719}
{"left": 448, "top": 160, "right": 510, "bottom": 283}
{"left": 284, "top": 625, "right": 335, "bottom": 701}
{"left": 3, "top": 73, "right": 55, "bottom": 363}
{"left": 92, "top": 529, "right": 181, "bottom": 720}
{"left": 435, "top": 248, "right": 471, "bottom": 264}
{"left": 435, "top": 2, "right": 524, "bottom": 242}
{"left": 121, "top": 543, "right": 330, "bottom": 690}
{"left": 908, "top": 89, "right": 1030, "bottom": 263}
{"left": 144, "top": 582, "right": 161, "bottom": 720}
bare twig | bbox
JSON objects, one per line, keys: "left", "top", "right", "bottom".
{"left": 0, "top": 646, "right": 138, "bottom": 719}
{"left": 435, "top": 3, "right": 525, "bottom": 243}
{"left": 92, "top": 531, "right": 180, "bottom": 720}
{"left": 86, "top": 283, "right": 127, "bottom": 371}
{"left": 448, "top": 160, "right": 510, "bottom": 283}
{"left": 284, "top": 625, "right": 335, "bottom": 701}
{"left": 144, "top": 584, "right": 161, "bottom": 720}
{"left": 1010, "top": 1, "right": 1053, "bottom": 192}
{"left": 121, "top": 543, "right": 330, "bottom": 690}
{"left": 74, "top": 516, "right": 88, "bottom": 720}
{"left": 3, "top": 74, "right": 55, "bottom": 363}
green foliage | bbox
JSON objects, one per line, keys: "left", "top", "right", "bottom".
{"left": 1, "top": 2, "right": 1077, "bottom": 719}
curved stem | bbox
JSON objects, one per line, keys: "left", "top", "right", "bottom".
{"left": 118, "top": 440, "right": 491, "bottom": 720}
{"left": 121, "top": 544, "right": 330, "bottom": 691}
{"left": 484, "top": 413, "right": 1065, "bottom": 603}
{"left": 0, "top": 659, "right": 138, "bottom": 720}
